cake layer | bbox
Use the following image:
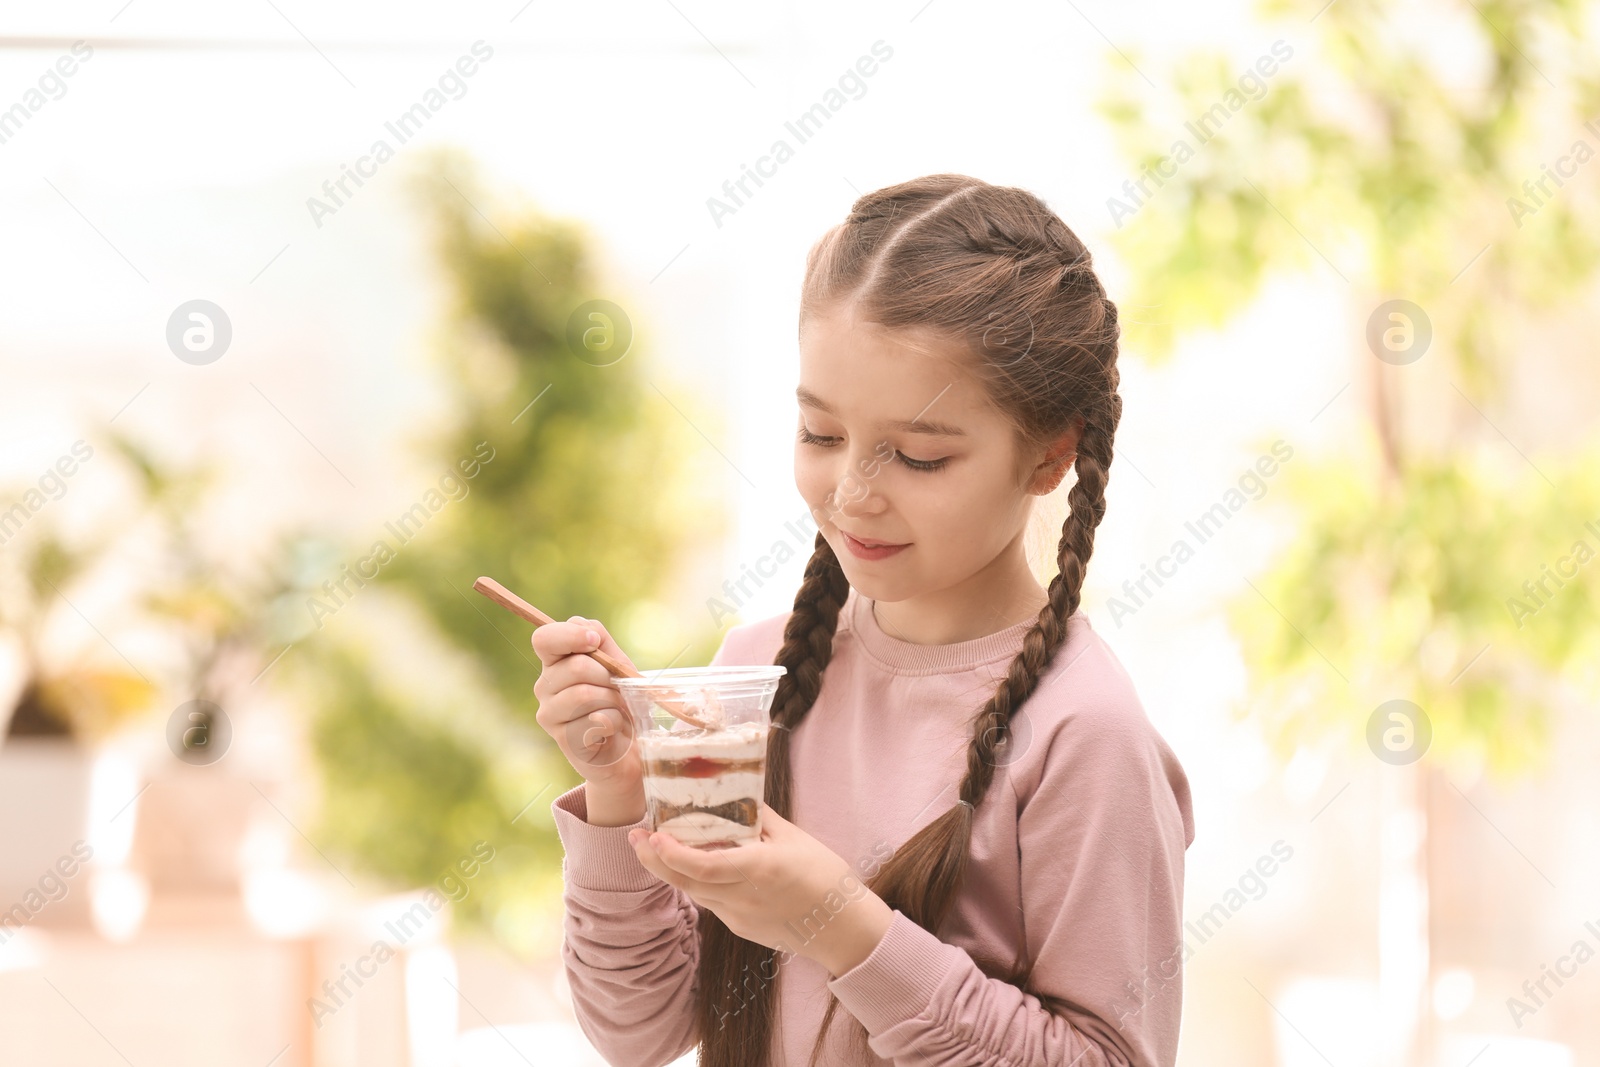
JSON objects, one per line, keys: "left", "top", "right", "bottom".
{"left": 641, "top": 770, "right": 763, "bottom": 811}
{"left": 653, "top": 806, "right": 762, "bottom": 847}
{"left": 651, "top": 796, "right": 759, "bottom": 828}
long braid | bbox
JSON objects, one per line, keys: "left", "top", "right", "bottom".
{"left": 766, "top": 532, "right": 850, "bottom": 818}
{"left": 693, "top": 534, "right": 848, "bottom": 1067}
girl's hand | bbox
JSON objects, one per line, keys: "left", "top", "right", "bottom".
{"left": 530, "top": 616, "right": 643, "bottom": 804}
{"left": 627, "top": 804, "right": 895, "bottom": 978}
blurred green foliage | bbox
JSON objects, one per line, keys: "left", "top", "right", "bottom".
{"left": 1231, "top": 441, "right": 1600, "bottom": 778}
{"left": 1099, "top": 0, "right": 1600, "bottom": 374}
{"left": 278, "top": 150, "right": 728, "bottom": 951}
{"left": 1098, "top": 0, "right": 1600, "bottom": 777}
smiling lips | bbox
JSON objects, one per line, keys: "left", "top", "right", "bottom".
{"left": 841, "top": 530, "right": 909, "bottom": 560}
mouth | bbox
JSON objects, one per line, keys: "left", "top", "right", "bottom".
{"left": 842, "top": 530, "right": 904, "bottom": 548}
{"left": 840, "top": 529, "right": 910, "bottom": 560}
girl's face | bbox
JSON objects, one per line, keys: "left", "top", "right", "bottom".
{"left": 795, "top": 301, "right": 1069, "bottom": 607}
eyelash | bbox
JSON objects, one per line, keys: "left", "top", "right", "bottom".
{"left": 797, "top": 426, "right": 949, "bottom": 473}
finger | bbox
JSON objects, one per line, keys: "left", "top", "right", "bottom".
{"left": 566, "top": 704, "right": 633, "bottom": 763}
{"left": 539, "top": 683, "right": 627, "bottom": 729}
{"left": 648, "top": 831, "right": 756, "bottom": 886}
{"left": 628, "top": 834, "right": 739, "bottom": 905}
{"left": 530, "top": 619, "right": 608, "bottom": 664}
{"left": 629, "top": 833, "right": 685, "bottom": 888}
{"left": 536, "top": 653, "right": 617, "bottom": 699}
{"left": 571, "top": 616, "right": 635, "bottom": 673}
{"left": 746, "top": 802, "right": 787, "bottom": 843}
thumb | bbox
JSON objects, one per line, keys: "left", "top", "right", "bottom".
{"left": 758, "top": 802, "right": 791, "bottom": 831}
{"left": 573, "top": 616, "right": 636, "bottom": 673}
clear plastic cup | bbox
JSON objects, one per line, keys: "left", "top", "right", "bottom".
{"left": 611, "top": 666, "right": 787, "bottom": 850}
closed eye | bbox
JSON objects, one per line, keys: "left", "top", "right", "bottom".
{"left": 798, "top": 425, "right": 948, "bottom": 472}
{"left": 896, "top": 453, "right": 948, "bottom": 473}
{"left": 797, "top": 426, "right": 838, "bottom": 447}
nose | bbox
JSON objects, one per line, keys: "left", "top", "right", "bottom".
{"left": 829, "top": 447, "right": 887, "bottom": 519}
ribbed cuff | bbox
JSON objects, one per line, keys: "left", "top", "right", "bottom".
{"left": 825, "top": 910, "right": 961, "bottom": 1034}
{"left": 551, "top": 782, "right": 661, "bottom": 893}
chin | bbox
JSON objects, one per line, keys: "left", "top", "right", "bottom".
{"left": 832, "top": 561, "right": 904, "bottom": 602}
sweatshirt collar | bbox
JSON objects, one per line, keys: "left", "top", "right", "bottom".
{"left": 845, "top": 587, "right": 1038, "bottom": 673}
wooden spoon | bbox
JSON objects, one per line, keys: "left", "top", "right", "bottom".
{"left": 473, "top": 576, "right": 722, "bottom": 731}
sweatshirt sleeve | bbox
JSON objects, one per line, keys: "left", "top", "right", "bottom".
{"left": 823, "top": 680, "right": 1193, "bottom": 1067}
{"left": 551, "top": 622, "right": 764, "bottom": 1067}
{"left": 551, "top": 782, "right": 701, "bottom": 1067}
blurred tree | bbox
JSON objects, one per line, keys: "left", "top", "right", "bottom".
{"left": 1098, "top": 2, "right": 1600, "bottom": 1062}
{"left": 278, "top": 149, "right": 728, "bottom": 952}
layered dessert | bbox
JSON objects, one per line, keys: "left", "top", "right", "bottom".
{"left": 637, "top": 719, "right": 768, "bottom": 849}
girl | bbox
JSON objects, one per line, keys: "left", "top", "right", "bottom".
{"left": 532, "top": 174, "right": 1194, "bottom": 1067}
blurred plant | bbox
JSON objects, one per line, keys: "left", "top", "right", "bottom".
{"left": 0, "top": 435, "right": 286, "bottom": 747}
{"left": 278, "top": 149, "right": 728, "bottom": 951}
{"left": 113, "top": 435, "right": 290, "bottom": 755}
{"left": 0, "top": 526, "right": 154, "bottom": 741}
{"left": 1099, "top": 1, "right": 1600, "bottom": 1061}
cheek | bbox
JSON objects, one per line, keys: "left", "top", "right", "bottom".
{"left": 923, "top": 471, "right": 1014, "bottom": 549}
{"left": 923, "top": 493, "right": 981, "bottom": 553}
{"left": 794, "top": 452, "right": 834, "bottom": 511}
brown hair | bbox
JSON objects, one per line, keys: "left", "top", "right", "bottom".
{"left": 692, "top": 173, "right": 1123, "bottom": 1066}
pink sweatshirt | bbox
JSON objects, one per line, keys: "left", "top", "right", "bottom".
{"left": 551, "top": 586, "right": 1195, "bottom": 1066}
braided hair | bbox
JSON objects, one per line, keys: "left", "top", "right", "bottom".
{"left": 693, "top": 174, "right": 1123, "bottom": 1067}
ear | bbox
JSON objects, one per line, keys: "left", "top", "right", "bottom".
{"left": 1028, "top": 417, "right": 1085, "bottom": 495}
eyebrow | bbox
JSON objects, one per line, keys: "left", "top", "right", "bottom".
{"left": 796, "top": 387, "right": 968, "bottom": 437}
